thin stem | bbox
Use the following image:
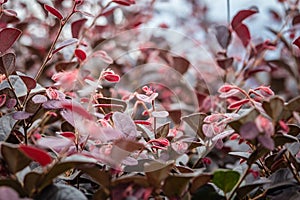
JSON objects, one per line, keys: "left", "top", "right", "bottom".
{"left": 284, "top": 151, "right": 300, "bottom": 184}
{"left": 228, "top": 164, "right": 251, "bottom": 200}
{"left": 227, "top": 0, "right": 230, "bottom": 25}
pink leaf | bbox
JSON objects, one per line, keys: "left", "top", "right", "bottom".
{"left": 44, "top": 4, "right": 63, "bottom": 20}
{"left": 112, "top": 0, "right": 135, "bottom": 6}
{"left": 293, "top": 36, "right": 300, "bottom": 49}
{"left": 258, "top": 135, "right": 274, "bottom": 150}
{"left": 60, "top": 132, "right": 76, "bottom": 142}
{"left": 218, "top": 84, "right": 236, "bottom": 93}
{"left": 228, "top": 99, "right": 250, "bottom": 110}
{"left": 20, "top": 75, "right": 36, "bottom": 90}
{"left": 231, "top": 9, "right": 258, "bottom": 30}
{"left": 61, "top": 102, "right": 93, "bottom": 120}
{"left": 71, "top": 18, "right": 87, "bottom": 38}
{"left": 12, "top": 111, "right": 33, "bottom": 120}
{"left": 0, "top": 28, "right": 22, "bottom": 53}
{"left": 2, "top": 9, "right": 17, "bottom": 17}
{"left": 74, "top": 48, "right": 87, "bottom": 61}
{"left": 0, "top": 94, "right": 6, "bottom": 107}
{"left": 19, "top": 145, "right": 53, "bottom": 166}
{"left": 235, "top": 23, "right": 251, "bottom": 47}
{"left": 112, "top": 112, "right": 137, "bottom": 138}
{"left": 6, "top": 98, "right": 16, "bottom": 109}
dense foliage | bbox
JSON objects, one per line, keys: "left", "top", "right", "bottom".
{"left": 0, "top": 0, "right": 299, "bottom": 199}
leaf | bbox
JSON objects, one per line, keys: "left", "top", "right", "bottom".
{"left": 234, "top": 23, "right": 251, "bottom": 47}
{"left": 0, "top": 180, "right": 27, "bottom": 198}
{"left": 212, "top": 170, "right": 240, "bottom": 194}
{"left": 191, "top": 184, "right": 225, "bottom": 200}
{"left": 240, "top": 121, "right": 259, "bottom": 140}
{"left": 0, "top": 94, "right": 6, "bottom": 107}
{"left": 274, "top": 134, "right": 298, "bottom": 147}
{"left": 32, "top": 94, "right": 47, "bottom": 104}
{"left": 97, "top": 97, "right": 127, "bottom": 113}
{"left": 215, "top": 25, "right": 232, "bottom": 49}
{"left": 0, "top": 52, "right": 15, "bottom": 76}
{"left": 145, "top": 161, "right": 174, "bottom": 187}
{"left": 19, "top": 145, "right": 53, "bottom": 167}
{"left": 262, "top": 96, "right": 284, "bottom": 121}
{"left": 74, "top": 48, "right": 86, "bottom": 61}
{"left": 55, "top": 61, "right": 77, "bottom": 72}
{"left": 293, "top": 36, "right": 300, "bottom": 49}
{"left": 216, "top": 57, "right": 234, "bottom": 70}
{"left": 53, "top": 38, "right": 78, "bottom": 54}
{"left": 228, "top": 152, "right": 250, "bottom": 160}
{"left": 112, "top": 112, "right": 137, "bottom": 138}
{"left": 236, "top": 179, "right": 270, "bottom": 199}
{"left": 23, "top": 172, "right": 42, "bottom": 196}
{"left": 103, "top": 73, "right": 120, "bottom": 82}
{"left": 71, "top": 18, "right": 87, "bottom": 38}
{"left": 292, "top": 14, "right": 300, "bottom": 26}
{"left": 228, "top": 99, "right": 250, "bottom": 110}
{"left": 113, "top": 138, "right": 144, "bottom": 152}
{"left": 0, "top": 113, "right": 17, "bottom": 141}
{"left": 231, "top": 9, "right": 258, "bottom": 29}
{"left": 44, "top": 4, "right": 63, "bottom": 20}
{"left": 155, "top": 122, "right": 170, "bottom": 138}
{"left": 190, "top": 174, "right": 213, "bottom": 194}
{"left": 79, "top": 166, "right": 110, "bottom": 188}
{"left": 20, "top": 75, "right": 36, "bottom": 90}
{"left": 12, "top": 111, "right": 33, "bottom": 120}
{"left": 152, "top": 111, "right": 169, "bottom": 118}
{"left": 61, "top": 102, "right": 93, "bottom": 120}
{"left": 0, "top": 28, "right": 22, "bottom": 53}
{"left": 181, "top": 113, "right": 207, "bottom": 140}
{"left": 35, "top": 184, "right": 87, "bottom": 200}
{"left": 229, "top": 109, "right": 259, "bottom": 133}
{"left": 112, "top": 0, "right": 135, "bottom": 6}
{"left": 162, "top": 174, "right": 192, "bottom": 198}
{"left": 60, "top": 132, "right": 76, "bottom": 141}
{"left": 172, "top": 56, "right": 190, "bottom": 74}
{"left": 1, "top": 143, "right": 31, "bottom": 173}
{"left": 93, "top": 50, "right": 114, "bottom": 64}
{"left": 247, "top": 146, "right": 270, "bottom": 165}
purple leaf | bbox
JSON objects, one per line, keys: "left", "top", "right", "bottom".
{"left": 258, "top": 135, "right": 274, "bottom": 150}
{"left": 240, "top": 122, "right": 259, "bottom": 140}
{"left": 0, "top": 186, "right": 31, "bottom": 200}
{"left": 12, "top": 111, "right": 33, "bottom": 120}
{"left": 0, "top": 52, "right": 15, "bottom": 76}
{"left": 37, "top": 136, "right": 73, "bottom": 153}
{"left": 53, "top": 38, "right": 78, "bottom": 54}
{"left": 42, "top": 100, "right": 63, "bottom": 109}
{"left": 32, "top": 94, "right": 48, "bottom": 104}
{"left": 215, "top": 25, "right": 232, "bottom": 49}
{"left": 44, "top": 4, "right": 63, "bottom": 20}
{"left": 112, "top": 112, "right": 137, "bottom": 138}
{"left": 71, "top": 18, "right": 87, "bottom": 38}
{"left": 0, "top": 28, "right": 22, "bottom": 53}
{"left": 6, "top": 98, "right": 16, "bottom": 109}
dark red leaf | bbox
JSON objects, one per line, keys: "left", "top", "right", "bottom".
{"left": 0, "top": 52, "right": 15, "bottom": 76}
{"left": 228, "top": 99, "right": 250, "bottom": 110}
{"left": 71, "top": 18, "right": 87, "bottom": 38}
{"left": 134, "top": 120, "right": 151, "bottom": 125}
{"left": 112, "top": 0, "right": 135, "bottom": 6}
{"left": 103, "top": 73, "right": 120, "bottom": 82}
{"left": 19, "top": 145, "right": 53, "bottom": 166}
{"left": 44, "top": 4, "right": 63, "bottom": 20}
{"left": 292, "top": 14, "right": 300, "bottom": 26}
{"left": 60, "top": 132, "right": 76, "bottom": 141}
{"left": 231, "top": 9, "right": 258, "bottom": 30}
{"left": 0, "top": 94, "right": 6, "bottom": 107}
{"left": 235, "top": 24, "right": 251, "bottom": 47}
{"left": 0, "top": 28, "right": 22, "bottom": 53}
{"left": 53, "top": 38, "right": 78, "bottom": 54}
{"left": 20, "top": 75, "right": 36, "bottom": 90}
{"left": 100, "top": 7, "right": 116, "bottom": 17}
{"left": 215, "top": 25, "right": 232, "bottom": 49}
{"left": 293, "top": 36, "right": 300, "bottom": 49}
{"left": 74, "top": 48, "right": 87, "bottom": 61}
{"left": 61, "top": 102, "right": 93, "bottom": 120}
{"left": 12, "top": 111, "right": 33, "bottom": 120}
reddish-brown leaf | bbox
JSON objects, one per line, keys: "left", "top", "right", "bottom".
{"left": 19, "top": 145, "right": 53, "bottom": 166}
{"left": 235, "top": 23, "right": 251, "bottom": 47}
{"left": 228, "top": 99, "right": 250, "bottom": 110}
{"left": 231, "top": 9, "right": 258, "bottom": 29}
{"left": 292, "top": 14, "right": 300, "bottom": 26}
{"left": 0, "top": 94, "right": 6, "bottom": 107}
{"left": 44, "top": 4, "right": 63, "bottom": 20}
{"left": 74, "top": 48, "right": 87, "bottom": 61}
{"left": 71, "top": 18, "right": 87, "bottom": 38}
{"left": 20, "top": 75, "right": 36, "bottom": 90}
{"left": 293, "top": 36, "right": 300, "bottom": 49}
{"left": 217, "top": 57, "right": 234, "bottom": 70}
{"left": 0, "top": 28, "right": 22, "bottom": 53}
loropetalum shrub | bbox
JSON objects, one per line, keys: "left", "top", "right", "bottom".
{"left": 0, "top": 0, "right": 300, "bottom": 199}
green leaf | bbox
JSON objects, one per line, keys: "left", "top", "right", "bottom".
{"left": 212, "top": 170, "right": 240, "bottom": 194}
{"left": 262, "top": 96, "right": 284, "bottom": 121}
{"left": 181, "top": 113, "right": 207, "bottom": 139}
{"left": 1, "top": 143, "right": 31, "bottom": 173}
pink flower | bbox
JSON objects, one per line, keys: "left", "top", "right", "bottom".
{"left": 52, "top": 69, "right": 79, "bottom": 90}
